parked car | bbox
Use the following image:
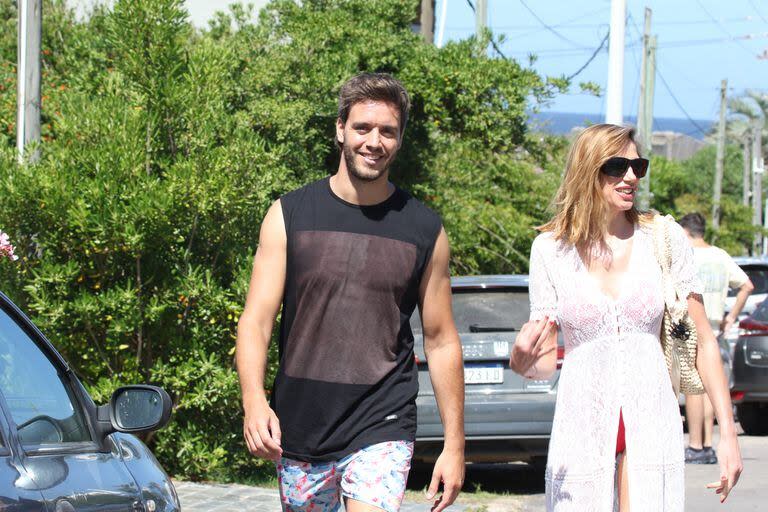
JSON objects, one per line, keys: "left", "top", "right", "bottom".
{"left": 731, "top": 298, "right": 768, "bottom": 435}
{"left": 411, "top": 275, "right": 563, "bottom": 466}
{"left": 0, "top": 291, "right": 179, "bottom": 511}
{"left": 725, "top": 257, "right": 768, "bottom": 321}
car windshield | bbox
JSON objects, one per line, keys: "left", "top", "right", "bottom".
{"left": 410, "top": 289, "right": 529, "bottom": 334}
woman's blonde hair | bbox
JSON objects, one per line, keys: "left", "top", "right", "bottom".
{"left": 539, "top": 123, "right": 652, "bottom": 248}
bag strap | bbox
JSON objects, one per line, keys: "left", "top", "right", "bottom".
{"left": 653, "top": 214, "right": 688, "bottom": 321}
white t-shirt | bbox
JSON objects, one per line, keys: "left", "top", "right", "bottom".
{"left": 692, "top": 245, "right": 748, "bottom": 326}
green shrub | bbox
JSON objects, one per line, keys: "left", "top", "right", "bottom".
{"left": 0, "top": 0, "right": 563, "bottom": 482}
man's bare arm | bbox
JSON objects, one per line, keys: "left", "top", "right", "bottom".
{"left": 419, "top": 228, "right": 465, "bottom": 512}
{"left": 236, "top": 200, "right": 287, "bottom": 461}
{"left": 721, "top": 279, "right": 754, "bottom": 332}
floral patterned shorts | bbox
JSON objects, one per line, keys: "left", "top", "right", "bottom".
{"left": 276, "top": 440, "right": 414, "bottom": 512}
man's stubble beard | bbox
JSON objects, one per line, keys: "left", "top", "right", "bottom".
{"left": 342, "top": 142, "right": 395, "bottom": 183}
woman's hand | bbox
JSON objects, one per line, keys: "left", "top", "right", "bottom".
{"left": 509, "top": 317, "right": 557, "bottom": 378}
{"left": 706, "top": 432, "right": 743, "bottom": 503}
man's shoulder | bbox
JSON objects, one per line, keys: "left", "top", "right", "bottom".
{"left": 281, "top": 177, "right": 326, "bottom": 200}
{"left": 394, "top": 187, "right": 442, "bottom": 230}
{"left": 707, "top": 244, "right": 736, "bottom": 261}
{"left": 279, "top": 177, "right": 327, "bottom": 213}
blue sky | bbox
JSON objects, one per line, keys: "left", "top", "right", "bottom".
{"left": 436, "top": 0, "right": 768, "bottom": 121}
{"left": 183, "top": 0, "right": 767, "bottom": 122}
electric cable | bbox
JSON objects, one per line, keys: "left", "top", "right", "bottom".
{"left": 566, "top": 31, "right": 609, "bottom": 81}
{"left": 517, "top": 0, "right": 590, "bottom": 48}
{"left": 748, "top": 0, "right": 768, "bottom": 24}
{"left": 694, "top": 0, "right": 756, "bottom": 56}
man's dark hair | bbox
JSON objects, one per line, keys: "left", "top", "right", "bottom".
{"left": 679, "top": 212, "right": 706, "bottom": 238}
{"left": 336, "top": 73, "right": 411, "bottom": 148}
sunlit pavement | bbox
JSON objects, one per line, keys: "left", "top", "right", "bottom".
{"left": 175, "top": 425, "right": 765, "bottom": 511}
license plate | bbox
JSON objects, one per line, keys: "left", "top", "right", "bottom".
{"left": 464, "top": 364, "right": 503, "bottom": 384}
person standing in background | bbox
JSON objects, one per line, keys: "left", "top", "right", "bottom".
{"left": 678, "top": 213, "right": 754, "bottom": 465}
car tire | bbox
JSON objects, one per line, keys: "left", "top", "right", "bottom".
{"left": 737, "top": 403, "right": 768, "bottom": 436}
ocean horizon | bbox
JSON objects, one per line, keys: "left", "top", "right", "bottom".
{"left": 528, "top": 111, "right": 715, "bottom": 140}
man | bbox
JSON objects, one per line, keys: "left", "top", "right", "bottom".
{"left": 678, "top": 213, "right": 754, "bottom": 465}
{"left": 236, "top": 73, "right": 465, "bottom": 512}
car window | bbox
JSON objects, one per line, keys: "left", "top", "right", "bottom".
{"left": 750, "top": 299, "right": 768, "bottom": 322}
{"left": 729, "top": 267, "right": 768, "bottom": 297}
{"left": 0, "top": 307, "right": 91, "bottom": 446}
{"left": 411, "top": 289, "right": 530, "bottom": 334}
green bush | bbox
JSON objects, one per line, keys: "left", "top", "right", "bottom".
{"left": 0, "top": 0, "right": 563, "bottom": 482}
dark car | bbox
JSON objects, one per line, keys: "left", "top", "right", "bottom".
{"left": 0, "top": 291, "right": 178, "bottom": 511}
{"left": 411, "top": 275, "right": 563, "bottom": 466}
{"left": 725, "top": 257, "right": 768, "bottom": 322}
{"left": 731, "top": 298, "right": 768, "bottom": 435}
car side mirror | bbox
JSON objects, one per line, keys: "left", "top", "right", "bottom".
{"left": 95, "top": 385, "right": 172, "bottom": 444}
{"left": 110, "top": 385, "right": 172, "bottom": 432}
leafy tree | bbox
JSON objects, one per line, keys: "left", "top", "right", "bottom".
{"left": 0, "top": 0, "right": 565, "bottom": 482}
{"left": 650, "top": 145, "right": 755, "bottom": 254}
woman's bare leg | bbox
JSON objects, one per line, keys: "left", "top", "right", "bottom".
{"left": 617, "top": 452, "right": 630, "bottom": 512}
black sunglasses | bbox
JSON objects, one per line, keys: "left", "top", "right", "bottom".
{"left": 600, "top": 157, "right": 649, "bottom": 178}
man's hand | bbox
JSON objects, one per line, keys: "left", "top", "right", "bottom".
{"left": 425, "top": 448, "right": 464, "bottom": 512}
{"left": 719, "top": 314, "right": 736, "bottom": 336}
{"left": 243, "top": 396, "right": 283, "bottom": 461}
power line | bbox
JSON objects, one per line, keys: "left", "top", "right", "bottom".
{"left": 694, "top": 0, "right": 756, "bottom": 56}
{"left": 748, "top": 0, "right": 768, "bottom": 24}
{"left": 567, "top": 31, "right": 609, "bottom": 81}
{"left": 656, "top": 65, "right": 710, "bottom": 136}
{"left": 493, "top": 6, "right": 608, "bottom": 42}
{"left": 464, "top": 0, "right": 510, "bottom": 60}
{"left": 517, "top": 0, "right": 590, "bottom": 48}
{"left": 449, "top": 15, "right": 760, "bottom": 31}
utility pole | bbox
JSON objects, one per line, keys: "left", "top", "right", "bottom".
{"left": 419, "top": 0, "right": 435, "bottom": 44}
{"left": 637, "top": 8, "right": 654, "bottom": 210}
{"left": 753, "top": 116, "right": 765, "bottom": 255}
{"left": 744, "top": 133, "right": 752, "bottom": 207}
{"left": 605, "top": 0, "right": 626, "bottom": 125}
{"left": 475, "top": 0, "right": 487, "bottom": 38}
{"left": 712, "top": 79, "right": 727, "bottom": 230}
{"left": 436, "top": 0, "right": 448, "bottom": 48}
{"left": 16, "top": 0, "right": 42, "bottom": 163}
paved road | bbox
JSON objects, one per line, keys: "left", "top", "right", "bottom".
{"left": 175, "top": 428, "right": 765, "bottom": 511}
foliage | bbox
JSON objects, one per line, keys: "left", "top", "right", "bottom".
{"left": 650, "top": 145, "right": 756, "bottom": 254}
{"left": 0, "top": 0, "right": 565, "bottom": 482}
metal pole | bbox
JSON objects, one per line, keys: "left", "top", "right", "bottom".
{"left": 436, "top": 0, "right": 448, "bottom": 48}
{"left": 753, "top": 117, "right": 764, "bottom": 254}
{"left": 712, "top": 79, "right": 727, "bottom": 230}
{"left": 744, "top": 134, "right": 752, "bottom": 207}
{"left": 605, "top": 0, "right": 626, "bottom": 125}
{"left": 475, "top": 0, "right": 487, "bottom": 38}
{"left": 16, "top": 0, "right": 42, "bottom": 164}
{"left": 637, "top": 8, "right": 651, "bottom": 210}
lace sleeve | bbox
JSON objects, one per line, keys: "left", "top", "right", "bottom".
{"left": 668, "top": 220, "right": 703, "bottom": 299}
{"left": 529, "top": 234, "right": 558, "bottom": 321}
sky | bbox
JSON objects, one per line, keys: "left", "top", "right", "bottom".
{"left": 97, "top": 0, "right": 768, "bottom": 123}
{"left": 436, "top": 0, "right": 767, "bottom": 122}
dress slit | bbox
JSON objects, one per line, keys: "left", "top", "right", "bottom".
{"left": 615, "top": 408, "right": 626, "bottom": 455}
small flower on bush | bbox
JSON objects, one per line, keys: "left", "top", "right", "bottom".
{"left": 0, "top": 231, "right": 18, "bottom": 261}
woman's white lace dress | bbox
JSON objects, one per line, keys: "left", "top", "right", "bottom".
{"left": 529, "top": 222, "right": 701, "bottom": 511}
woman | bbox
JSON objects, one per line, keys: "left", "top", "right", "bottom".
{"left": 509, "top": 124, "right": 742, "bottom": 511}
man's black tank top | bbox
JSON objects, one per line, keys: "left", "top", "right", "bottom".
{"left": 272, "top": 177, "right": 442, "bottom": 462}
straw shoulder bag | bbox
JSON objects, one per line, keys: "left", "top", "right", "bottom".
{"left": 652, "top": 214, "right": 705, "bottom": 396}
